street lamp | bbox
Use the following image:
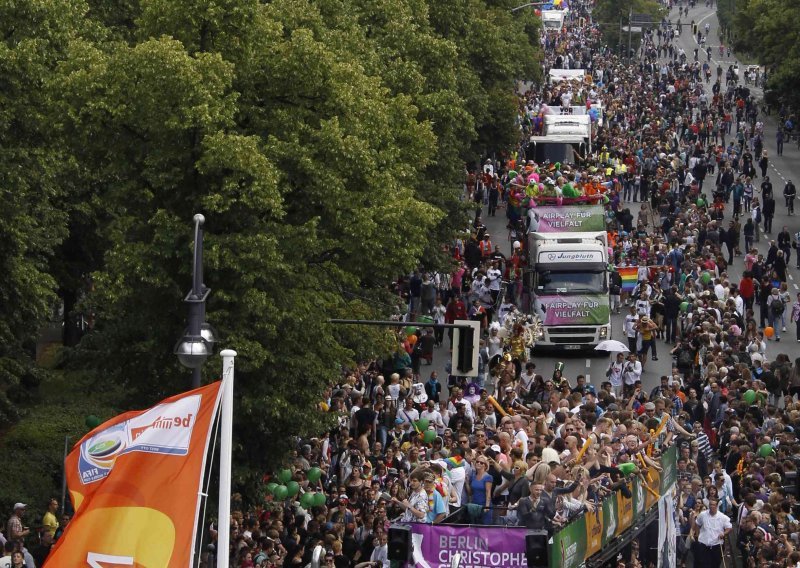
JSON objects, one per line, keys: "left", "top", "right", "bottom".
{"left": 174, "top": 214, "right": 217, "bottom": 388}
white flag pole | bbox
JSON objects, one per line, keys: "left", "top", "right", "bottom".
{"left": 217, "top": 349, "right": 237, "bottom": 568}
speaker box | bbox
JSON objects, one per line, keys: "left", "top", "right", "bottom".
{"left": 525, "top": 530, "right": 549, "bottom": 567}
{"left": 388, "top": 525, "right": 412, "bottom": 562}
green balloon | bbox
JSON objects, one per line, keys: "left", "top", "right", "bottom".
{"left": 300, "top": 492, "right": 315, "bottom": 509}
{"left": 85, "top": 415, "right": 102, "bottom": 429}
{"left": 758, "top": 443, "right": 773, "bottom": 458}
{"left": 278, "top": 468, "right": 292, "bottom": 484}
{"left": 286, "top": 481, "right": 300, "bottom": 497}
{"left": 405, "top": 326, "right": 416, "bottom": 336}
{"left": 618, "top": 462, "right": 637, "bottom": 476}
{"left": 508, "top": 170, "right": 518, "bottom": 179}
{"left": 415, "top": 419, "right": 430, "bottom": 432}
{"left": 266, "top": 482, "right": 278, "bottom": 495}
{"left": 313, "top": 492, "right": 327, "bottom": 507}
{"left": 701, "top": 272, "right": 711, "bottom": 284}
{"left": 696, "top": 198, "right": 706, "bottom": 207}
{"left": 680, "top": 301, "right": 689, "bottom": 313}
{"left": 423, "top": 430, "right": 436, "bottom": 444}
{"left": 273, "top": 485, "right": 289, "bottom": 500}
{"left": 743, "top": 389, "right": 756, "bottom": 404}
{"left": 307, "top": 467, "right": 322, "bottom": 483}
{"left": 419, "top": 315, "right": 434, "bottom": 324}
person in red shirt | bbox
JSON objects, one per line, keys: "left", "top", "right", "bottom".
{"left": 739, "top": 272, "right": 756, "bottom": 310}
{"left": 445, "top": 296, "right": 467, "bottom": 348}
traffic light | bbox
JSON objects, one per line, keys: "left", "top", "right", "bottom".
{"left": 451, "top": 320, "right": 480, "bottom": 377}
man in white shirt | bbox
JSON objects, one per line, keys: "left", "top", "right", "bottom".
{"left": 692, "top": 498, "right": 732, "bottom": 568}
{"left": 369, "top": 530, "right": 390, "bottom": 568}
{"left": 709, "top": 460, "right": 735, "bottom": 500}
{"left": 624, "top": 307, "right": 639, "bottom": 353}
{"left": 622, "top": 354, "right": 642, "bottom": 392}
{"left": 420, "top": 400, "right": 445, "bottom": 433}
{"left": 512, "top": 415, "right": 529, "bottom": 457}
{"left": 397, "top": 397, "right": 419, "bottom": 433}
{"left": 635, "top": 291, "right": 651, "bottom": 318}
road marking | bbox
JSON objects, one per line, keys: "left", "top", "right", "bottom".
{"left": 586, "top": 358, "right": 591, "bottom": 368}
{"left": 790, "top": 275, "right": 794, "bottom": 281}
{"left": 586, "top": 374, "right": 591, "bottom": 383}
{"left": 794, "top": 283, "right": 799, "bottom": 290}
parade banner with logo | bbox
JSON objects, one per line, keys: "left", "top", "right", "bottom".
{"left": 534, "top": 294, "right": 611, "bottom": 326}
{"left": 645, "top": 468, "right": 662, "bottom": 510}
{"left": 585, "top": 506, "right": 603, "bottom": 557}
{"left": 409, "top": 524, "right": 528, "bottom": 568}
{"left": 528, "top": 205, "right": 605, "bottom": 232}
{"left": 659, "top": 446, "right": 678, "bottom": 495}
{"left": 601, "top": 492, "right": 618, "bottom": 547}
{"left": 658, "top": 488, "right": 677, "bottom": 568}
{"left": 617, "top": 481, "right": 634, "bottom": 535}
{"left": 549, "top": 517, "right": 587, "bottom": 568}
{"left": 44, "top": 382, "right": 223, "bottom": 568}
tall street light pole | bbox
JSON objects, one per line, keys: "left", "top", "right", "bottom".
{"left": 174, "top": 214, "right": 217, "bottom": 388}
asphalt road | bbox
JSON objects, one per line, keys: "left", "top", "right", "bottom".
{"left": 419, "top": 3, "right": 800, "bottom": 397}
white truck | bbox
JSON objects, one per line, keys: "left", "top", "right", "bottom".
{"left": 541, "top": 10, "right": 566, "bottom": 31}
{"left": 526, "top": 205, "right": 611, "bottom": 351}
{"left": 528, "top": 113, "right": 592, "bottom": 164}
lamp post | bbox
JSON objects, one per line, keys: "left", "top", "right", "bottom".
{"left": 174, "top": 214, "right": 217, "bottom": 388}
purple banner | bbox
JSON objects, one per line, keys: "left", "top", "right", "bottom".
{"left": 409, "top": 524, "right": 528, "bottom": 568}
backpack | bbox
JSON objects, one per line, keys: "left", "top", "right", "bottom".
{"left": 770, "top": 298, "right": 785, "bottom": 316}
{"left": 755, "top": 208, "right": 762, "bottom": 223}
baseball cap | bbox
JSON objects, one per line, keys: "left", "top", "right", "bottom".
{"left": 13, "top": 503, "right": 26, "bottom": 510}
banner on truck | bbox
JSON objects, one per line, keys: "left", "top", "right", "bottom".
{"left": 533, "top": 294, "right": 610, "bottom": 326}
{"left": 528, "top": 205, "right": 605, "bottom": 232}
{"left": 409, "top": 524, "right": 528, "bottom": 568}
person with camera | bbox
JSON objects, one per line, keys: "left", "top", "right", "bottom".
{"left": 622, "top": 353, "right": 642, "bottom": 397}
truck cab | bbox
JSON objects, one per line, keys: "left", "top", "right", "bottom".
{"left": 541, "top": 10, "right": 566, "bottom": 31}
{"left": 526, "top": 206, "right": 611, "bottom": 351}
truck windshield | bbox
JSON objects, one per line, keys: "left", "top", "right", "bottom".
{"left": 535, "top": 270, "right": 606, "bottom": 294}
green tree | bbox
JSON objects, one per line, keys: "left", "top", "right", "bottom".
{"left": 592, "top": 0, "right": 664, "bottom": 56}
{"left": 0, "top": 0, "right": 96, "bottom": 423}
{"left": 729, "top": 0, "right": 800, "bottom": 109}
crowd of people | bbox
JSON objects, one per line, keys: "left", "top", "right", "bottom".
{"left": 202, "top": 2, "right": 800, "bottom": 568}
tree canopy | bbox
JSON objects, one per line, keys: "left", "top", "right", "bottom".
{"left": 0, "top": 0, "right": 542, "bottom": 502}
{"left": 726, "top": 0, "right": 800, "bottom": 110}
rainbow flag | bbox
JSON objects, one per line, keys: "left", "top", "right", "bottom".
{"left": 444, "top": 455, "right": 465, "bottom": 469}
{"left": 617, "top": 266, "right": 639, "bottom": 292}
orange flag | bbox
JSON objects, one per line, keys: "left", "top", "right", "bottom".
{"left": 44, "top": 381, "right": 223, "bottom": 568}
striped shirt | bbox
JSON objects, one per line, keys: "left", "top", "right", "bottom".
{"left": 695, "top": 432, "right": 712, "bottom": 460}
